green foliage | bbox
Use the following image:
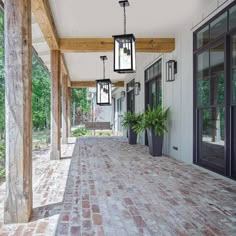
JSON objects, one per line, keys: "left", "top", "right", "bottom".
{"left": 71, "top": 88, "right": 91, "bottom": 125}
{"left": 72, "top": 127, "right": 89, "bottom": 137}
{"left": 98, "top": 132, "right": 111, "bottom": 136}
{"left": 134, "top": 105, "right": 169, "bottom": 136}
{"left": 71, "top": 88, "right": 90, "bottom": 112}
{"left": 122, "top": 112, "right": 142, "bottom": 130}
{"left": 32, "top": 55, "right": 51, "bottom": 130}
{"left": 0, "top": 11, "right": 4, "bottom": 139}
{"left": 0, "top": 142, "right": 5, "bottom": 180}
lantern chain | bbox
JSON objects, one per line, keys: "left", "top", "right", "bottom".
{"left": 103, "top": 59, "right": 105, "bottom": 80}
{"left": 123, "top": 3, "right": 126, "bottom": 35}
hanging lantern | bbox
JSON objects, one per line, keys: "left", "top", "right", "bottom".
{"left": 96, "top": 56, "right": 112, "bottom": 106}
{"left": 121, "top": 90, "right": 126, "bottom": 101}
{"left": 113, "top": 0, "right": 136, "bottom": 73}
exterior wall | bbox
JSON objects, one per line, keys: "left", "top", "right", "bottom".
{"left": 89, "top": 88, "right": 113, "bottom": 124}
{"left": 112, "top": 0, "right": 235, "bottom": 163}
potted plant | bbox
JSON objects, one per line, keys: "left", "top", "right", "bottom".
{"left": 134, "top": 105, "right": 169, "bottom": 156}
{"left": 122, "top": 112, "right": 141, "bottom": 145}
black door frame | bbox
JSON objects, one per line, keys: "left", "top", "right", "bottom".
{"left": 144, "top": 59, "right": 162, "bottom": 145}
{"left": 230, "top": 30, "right": 236, "bottom": 178}
{"left": 193, "top": 2, "right": 236, "bottom": 179}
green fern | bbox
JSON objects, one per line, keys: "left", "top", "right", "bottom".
{"left": 134, "top": 105, "right": 169, "bottom": 136}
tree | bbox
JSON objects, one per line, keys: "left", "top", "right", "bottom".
{"left": 0, "top": 11, "right": 4, "bottom": 139}
{"left": 71, "top": 88, "right": 90, "bottom": 126}
{"left": 32, "top": 55, "right": 51, "bottom": 130}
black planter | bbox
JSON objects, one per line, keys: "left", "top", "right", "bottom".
{"left": 147, "top": 128, "right": 163, "bottom": 156}
{"left": 128, "top": 126, "right": 137, "bottom": 145}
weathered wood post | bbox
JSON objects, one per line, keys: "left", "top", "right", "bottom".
{"left": 67, "top": 88, "right": 71, "bottom": 137}
{"left": 4, "top": 0, "right": 32, "bottom": 223}
{"left": 62, "top": 73, "right": 68, "bottom": 144}
{"left": 50, "top": 50, "right": 61, "bottom": 160}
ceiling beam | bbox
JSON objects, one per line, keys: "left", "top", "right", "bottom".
{"left": 60, "top": 38, "right": 175, "bottom": 53}
{"left": 71, "top": 81, "right": 124, "bottom": 88}
{"left": 31, "top": 0, "right": 70, "bottom": 81}
{"left": 31, "top": 0, "right": 59, "bottom": 49}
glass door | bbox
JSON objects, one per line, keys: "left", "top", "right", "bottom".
{"left": 117, "top": 98, "right": 123, "bottom": 134}
{"left": 231, "top": 34, "right": 236, "bottom": 178}
{"left": 127, "top": 90, "right": 135, "bottom": 113}
{"left": 196, "top": 41, "right": 225, "bottom": 173}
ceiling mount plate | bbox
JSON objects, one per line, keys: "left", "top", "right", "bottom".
{"left": 119, "top": 0, "right": 130, "bottom": 7}
{"left": 100, "top": 56, "right": 108, "bottom": 61}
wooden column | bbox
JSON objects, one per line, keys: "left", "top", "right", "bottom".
{"left": 62, "top": 73, "right": 68, "bottom": 144}
{"left": 67, "top": 88, "right": 71, "bottom": 137}
{"left": 4, "top": 0, "right": 32, "bottom": 223}
{"left": 50, "top": 50, "right": 61, "bottom": 160}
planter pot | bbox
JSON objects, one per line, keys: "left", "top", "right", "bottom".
{"left": 147, "top": 128, "right": 163, "bottom": 156}
{"left": 128, "top": 126, "right": 137, "bottom": 145}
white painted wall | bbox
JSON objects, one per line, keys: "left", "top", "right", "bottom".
{"left": 89, "top": 88, "right": 113, "bottom": 124}
{"left": 112, "top": 0, "right": 235, "bottom": 164}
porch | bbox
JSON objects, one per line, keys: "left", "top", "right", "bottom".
{"left": 1, "top": 137, "right": 236, "bottom": 236}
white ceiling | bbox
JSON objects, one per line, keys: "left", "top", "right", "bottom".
{"left": 64, "top": 52, "right": 156, "bottom": 81}
{"left": 33, "top": 0, "right": 215, "bottom": 82}
{"left": 49, "top": 0, "right": 212, "bottom": 38}
{"left": 32, "top": 15, "right": 51, "bottom": 72}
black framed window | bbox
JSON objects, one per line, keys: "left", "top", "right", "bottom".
{"left": 126, "top": 79, "right": 135, "bottom": 113}
{"left": 194, "top": 1, "right": 236, "bottom": 178}
{"left": 232, "top": 35, "right": 236, "bottom": 177}
{"left": 145, "top": 59, "right": 162, "bottom": 109}
{"left": 144, "top": 59, "right": 162, "bottom": 145}
{"left": 230, "top": 4, "right": 236, "bottom": 30}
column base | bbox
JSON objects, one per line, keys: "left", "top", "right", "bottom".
{"left": 50, "top": 149, "right": 61, "bottom": 160}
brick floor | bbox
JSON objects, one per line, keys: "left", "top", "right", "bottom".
{"left": 0, "top": 137, "right": 236, "bottom": 235}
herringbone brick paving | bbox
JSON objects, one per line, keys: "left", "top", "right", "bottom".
{"left": 0, "top": 137, "right": 236, "bottom": 235}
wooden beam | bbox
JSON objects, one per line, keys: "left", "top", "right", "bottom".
{"left": 32, "top": 0, "right": 70, "bottom": 80}
{"left": 31, "top": 0, "right": 59, "bottom": 49}
{"left": 50, "top": 50, "right": 61, "bottom": 160}
{"left": 113, "top": 81, "right": 124, "bottom": 87}
{"left": 71, "top": 81, "right": 124, "bottom": 88}
{"left": 61, "top": 55, "right": 71, "bottom": 85}
{"left": 60, "top": 38, "right": 175, "bottom": 53}
{"left": 4, "top": 0, "right": 32, "bottom": 223}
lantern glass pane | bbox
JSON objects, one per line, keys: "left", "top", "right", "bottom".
{"left": 167, "top": 61, "right": 175, "bottom": 82}
{"left": 120, "top": 38, "right": 131, "bottom": 70}
{"left": 114, "top": 35, "right": 136, "bottom": 72}
{"left": 115, "top": 39, "right": 120, "bottom": 70}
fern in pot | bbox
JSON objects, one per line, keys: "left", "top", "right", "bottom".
{"left": 122, "top": 112, "right": 141, "bottom": 145}
{"left": 134, "top": 105, "right": 169, "bottom": 156}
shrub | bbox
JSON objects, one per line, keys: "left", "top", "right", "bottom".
{"left": 72, "top": 127, "right": 88, "bottom": 137}
{"left": 0, "top": 142, "right": 5, "bottom": 181}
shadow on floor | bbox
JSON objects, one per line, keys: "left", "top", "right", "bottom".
{"left": 30, "top": 202, "right": 63, "bottom": 222}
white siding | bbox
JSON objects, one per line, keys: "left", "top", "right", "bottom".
{"left": 112, "top": 0, "right": 235, "bottom": 163}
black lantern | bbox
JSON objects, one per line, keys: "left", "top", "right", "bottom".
{"left": 113, "top": 0, "right": 136, "bottom": 73}
{"left": 96, "top": 56, "right": 112, "bottom": 106}
{"left": 121, "top": 91, "right": 126, "bottom": 101}
{"left": 134, "top": 82, "right": 140, "bottom": 96}
{"left": 166, "top": 60, "right": 177, "bottom": 82}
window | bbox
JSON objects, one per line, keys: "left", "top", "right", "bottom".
{"left": 229, "top": 5, "right": 236, "bottom": 30}
{"left": 195, "top": 3, "right": 236, "bottom": 50}
{"left": 145, "top": 59, "right": 162, "bottom": 109}
{"left": 194, "top": 2, "right": 236, "bottom": 178}
{"left": 126, "top": 79, "right": 135, "bottom": 113}
{"left": 210, "top": 12, "right": 227, "bottom": 41}
{"left": 196, "top": 25, "right": 209, "bottom": 48}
